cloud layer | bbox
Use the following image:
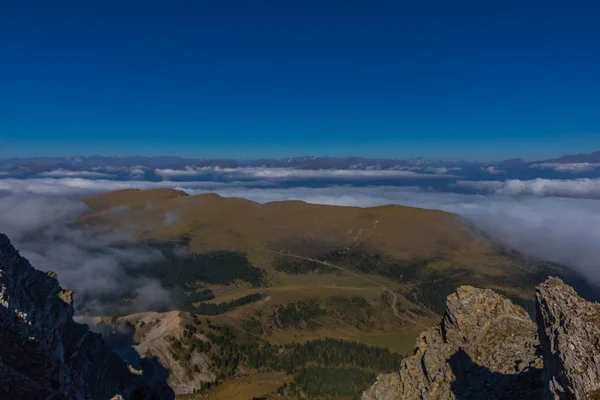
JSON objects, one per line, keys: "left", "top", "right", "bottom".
{"left": 154, "top": 166, "right": 456, "bottom": 180}
{"left": 39, "top": 169, "right": 112, "bottom": 178}
{"left": 531, "top": 162, "right": 600, "bottom": 173}
{"left": 0, "top": 177, "right": 274, "bottom": 196}
{"left": 481, "top": 166, "right": 505, "bottom": 175}
{"left": 1, "top": 174, "right": 599, "bottom": 294}
{"left": 0, "top": 194, "right": 173, "bottom": 316}
{"left": 5, "top": 174, "right": 600, "bottom": 201}
{"left": 457, "top": 178, "right": 600, "bottom": 199}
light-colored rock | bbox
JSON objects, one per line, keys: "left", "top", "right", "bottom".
{"left": 363, "top": 286, "right": 543, "bottom": 400}
{"left": 115, "top": 311, "right": 217, "bottom": 395}
{"left": 536, "top": 278, "right": 600, "bottom": 400}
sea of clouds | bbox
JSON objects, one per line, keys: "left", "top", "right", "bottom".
{"left": 2, "top": 164, "right": 600, "bottom": 199}
{"left": 1, "top": 163, "right": 600, "bottom": 315}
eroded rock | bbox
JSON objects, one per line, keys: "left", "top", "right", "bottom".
{"left": 364, "top": 278, "right": 600, "bottom": 400}
{"left": 363, "top": 286, "right": 544, "bottom": 400}
{"left": 536, "top": 278, "right": 600, "bottom": 400}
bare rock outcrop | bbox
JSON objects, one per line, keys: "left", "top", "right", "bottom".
{"left": 108, "top": 311, "right": 217, "bottom": 395}
{"left": 0, "top": 233, "right": 174, "bottom": 400}
{"left": 362, "top": 286, "right": 544, "bottom": 400}
{"left": 536, "top": 278, "right": 600, "bottom": 400}
{"left": 364, "top": 278, "right": 600, "bottom": 400}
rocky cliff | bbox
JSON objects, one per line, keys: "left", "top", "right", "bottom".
{"left": 0, "top": 233, "right": 174, "bottom": 400}
{"left": 363, "top": 278, "right": 600, "bottom": 400}
{"left": 537, "top": 279, "right": 600, "bottom": 399}
{"left": 93, "top": 311, "right": 217, "bottom": 395}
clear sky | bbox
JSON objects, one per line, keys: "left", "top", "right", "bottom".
{"left": 1, "top": 1, "right": 599, "bottom": 160}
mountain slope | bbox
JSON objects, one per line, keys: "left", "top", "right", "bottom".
{"left": 0, "top": 233, "right": 174, "bottom": 400}
{"left": 73, "top": 189, "right": 597, "bottom": 397}
{"left": 80, "top": 189, "right": 590, "bottom": 307}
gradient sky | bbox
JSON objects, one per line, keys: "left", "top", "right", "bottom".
{"left": 1, "top": 1, "right": 600, "bottom": 160}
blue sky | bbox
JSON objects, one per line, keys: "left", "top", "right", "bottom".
{"left": 1, "top": 0, "right": 600, "bottom": 160}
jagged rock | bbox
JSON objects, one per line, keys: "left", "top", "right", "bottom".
{"left": 0, "top": 233, "right": 174, "bottom": 400}
{"left": 536, "top": 278, "right": 600, "bottom": 400}
{"left": 362, "top": 286, "right": 544, "bottom": 400}
{"left": 98, "top": 311, "right": 217, "bottom": 395}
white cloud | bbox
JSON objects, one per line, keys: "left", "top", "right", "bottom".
{"left": 163, "top": 211, "right": 179, "bottom": 226}
{"left": 5, "top": 175, "right": 600, "bottom": 201}
{"left": 0, "top": 194, "right": 171, "bottom": 315}
{"left": 456, "top": 178, "right": 600, "bottom": 199}
{"left": 245, "top": 168, "right": 449, "bottom": 179}
{"left": 0, "top": 177, "right": 274, "bottom": 196}
{"left": 481, "top": 166, "right": 505, "bottom": 175}
{"left": 181, "top": 185, "right": 469, "bottom": 209}
{"left": 154, "top": 166, "right": 207, "bottom": 178}
{"left": 154, "top": 166, "right": 456, "bottom": 180}
{"left": 424, "top": 167, "right": 449, "bottom": 174}
{"left": 531, "top": 162, "right": 600, "bottom": 173}
{"left": 38, "top": 169, "right": 112, "bottom": 178}
{"left": 0, "top": 195, "right": 89, "bottom": 239}
{"left": 129, "top": 166, "right": 146, "bottom": 177}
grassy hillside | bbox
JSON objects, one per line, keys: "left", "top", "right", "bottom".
{"left": 82, "top": 189, "right": 475, "bottom": 263}
{"left": 79, "top": 188, "right": 593, "bottom": 398}
{"left": 80, "top": 189, "right": 578, "bottom": 300}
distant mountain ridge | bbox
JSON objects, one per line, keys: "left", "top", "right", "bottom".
{"left": 3, "top": 151, "right": 600, "bottom": 169}
{"left": 543, "top": 150, "right": 600, "bottom": 163}
{"left": 0, "top": 155, "right": 453, "bottom": 170}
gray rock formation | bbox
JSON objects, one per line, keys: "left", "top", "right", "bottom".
{"left": 363, "top": 286, "right": 544, "bottom": 400}
{"left": 363, "top": 278, "right": 600, "bottom": 400}
{"left": 0, "top": 233, "right": 174, "bottom": 400}
{"left": 536, "top": 278, "right": 600, "bottom": 400}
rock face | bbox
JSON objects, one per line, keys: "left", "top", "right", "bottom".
{"left": 363, "top": 285, "right": 543, "bottom": 400}
{"left": 536, "top": 278, "right": 600, "bottom": 400}
{"left": 105, "top": 311, "right": 217, "bottom": 395}
{"left": 363, "top": 278, "right": 600, "bottom": 400}
{"left": 0, "top": 234, "right": 174, "bottom": 400}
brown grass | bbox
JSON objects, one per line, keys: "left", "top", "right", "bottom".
{"left": 81, "top": 189, "right": 490, "bottom": 263}
{"left": 79, "top": 189, "right": 548, "bottom": 311}
{"left": 83, "top": 188, "right": 188, "bottom": 212}
{"left": 177, "top": 371, "right": 289, "bottom": 400}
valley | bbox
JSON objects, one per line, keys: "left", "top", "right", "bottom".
{"left": 74, "top": 188, "right": 595, "bottom": 399}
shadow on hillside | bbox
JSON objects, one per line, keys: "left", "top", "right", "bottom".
{"left": 103, "top": 323, "right": 171, "bottom": 384}
{"left": 448, "top": 349, "right": 544, "bottom": 399}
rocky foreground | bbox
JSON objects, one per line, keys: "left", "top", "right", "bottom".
{"left": 363, "top": 278, "right": 600, "bottom": 400}
{"left": 0, "top": 234, "right": 174, "bottom": 400}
